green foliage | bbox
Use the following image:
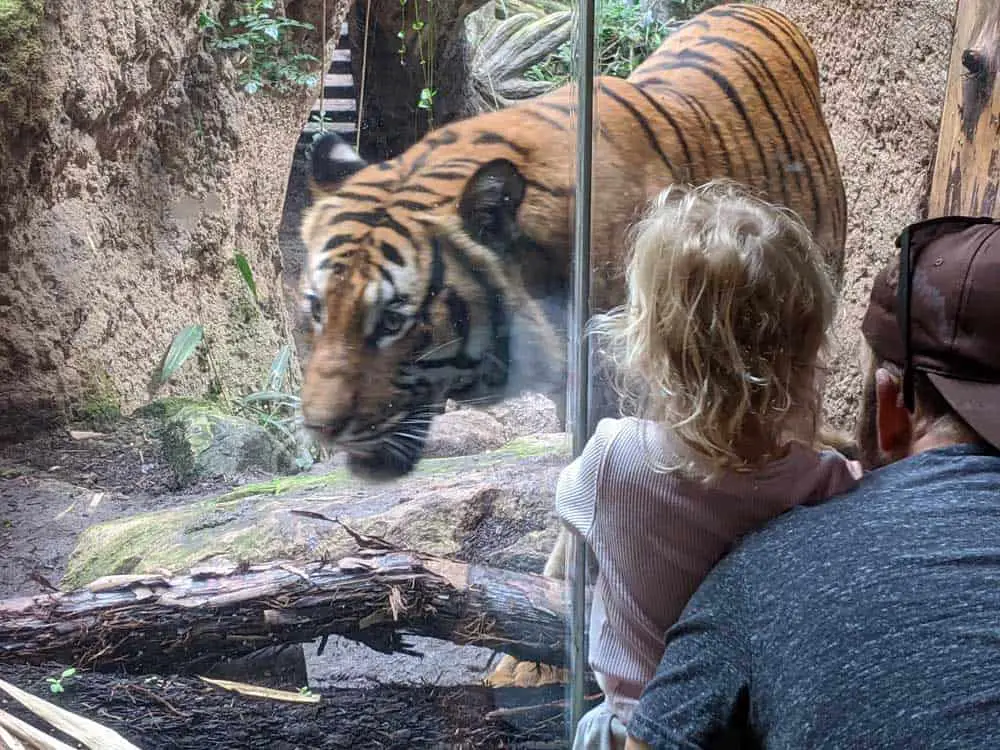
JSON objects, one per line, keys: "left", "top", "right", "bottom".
{"left": 0, "top": 0, "right": 45, "bottom": 125}
{"left": 160, "top": 324, "right": 205, "bottom": 385}
{"left": 526, "top": 0, "right": 671, "bottom": 83}
{"left": 524, "top": 0, "right": 729, "bottom": 85}
{"left": 72, "top": 372, "right": 121, "bottom": 429}
{"left": 237, "top": 345, "right": 316, "bottom": 470}
{"left": 234, "top": 252, "right": 258, "bottom": 303}
{"left": 417, "top": 87, "right": 438, "bottom": 111}
{"left": 198, "top": 0, "right": 320, "bottom": 95}
{"left": 397, "top": 0, "right": 437, "bottom": 124}
{"left": 155, "top": 255, "right": 317, "bottom": 469}
{"left": 661, "top": 0, "right": 730, "bottom": 17}
{"left": 46, "top": 667, "right": 78, "bottom": 695}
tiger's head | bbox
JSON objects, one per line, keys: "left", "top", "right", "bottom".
{"left": 298, "top": 131, "right": 564, "bottom": 481}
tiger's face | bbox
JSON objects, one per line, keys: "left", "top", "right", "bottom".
{"left": 298, "top": 133, "right": 562, "bottom": 481}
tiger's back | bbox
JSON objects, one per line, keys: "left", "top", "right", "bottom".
{"left": 299, "top": 3, "right": 846, "bottom": 479}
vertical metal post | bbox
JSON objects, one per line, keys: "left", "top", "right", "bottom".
{"left": 568, "top": 0, "right": 597, "bottom": 737}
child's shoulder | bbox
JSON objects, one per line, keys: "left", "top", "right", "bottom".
{"left": 781, "top": 443, "right": 864, "bottom": 497}
{"left": 590, "top": 417, "right": 666, "bottom": 450}
{"left": 583, "top": 417, "right": 683, "bottom": 471}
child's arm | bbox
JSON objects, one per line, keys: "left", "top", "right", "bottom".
{"left": 553, "top": 419, "right": 622, "bottom": 543}
{"left": 543, "top": 419, "right": 622, "bottom": 580}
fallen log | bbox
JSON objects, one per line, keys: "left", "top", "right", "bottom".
{"left": 0, "top": 548, "right": 568, "bottom": 674}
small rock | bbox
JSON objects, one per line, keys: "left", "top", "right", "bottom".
{"left": 484, "top": 392, "right": 562, "bottom": 440}
{"left": 423, "top": 392, "right": 563, "bottom": 459}
{"left": 423, "top": 409, "right": 507, "bottom": 458}
{"left": 160, "top": 403, "right": 296, "bottom": 485}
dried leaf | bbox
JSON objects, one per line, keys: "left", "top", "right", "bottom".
{"left": 0, "top": 722, "right": 28, "bottom": 750}
{"left": 198, "top": 677, "right": 321, "bottom": 704}
{"left": 85, "top": 492, "right": 104, "bottom": 515}
{"left": 68, "top": 430, "right": 105, "bottom": 440}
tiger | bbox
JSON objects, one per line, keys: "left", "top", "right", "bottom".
{"left": 298, "top": 2, "right": 848, "bottom": 484}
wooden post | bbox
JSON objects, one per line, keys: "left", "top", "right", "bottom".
{"left": 927, "top": 0, "right": 1000, "bottom": 218}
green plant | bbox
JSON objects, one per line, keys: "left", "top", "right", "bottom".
{"left": 198, "top": 0, "right": 320, "bottom": 95}
{"left": 0, "top": 0, "right": 44, "bottom": 125}
{"left": 525, "top": 0, "right": 675, "bottom": 84}
{"left": 72, "top": 371, "right": 122, "bottom": 429}
{"left": 160, "top": 324, "right": 205, "bottom": 385}
{"left": 396, "top": 0, "right": 437, "bottom": 125}
{"left": 521, "top": 0, "right": 733, "bottom": 86}
{"left": 155, "top": 254, "right": 316, "bottom": 467}
{"left": 237, "top": 345, "right": 316, "bottom": 470}
{"left": 234, "top": 252, "right": 258, "bottom": 303}
{"left": 46, "top": 667, "right": 77, "bottom": 695}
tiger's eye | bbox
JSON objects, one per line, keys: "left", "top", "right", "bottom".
{"left": 381, "top": 310, "right": 406, "bottom": 335}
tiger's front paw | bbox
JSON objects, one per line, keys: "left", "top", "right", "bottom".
{"left": 483, "top": 654, "right": 569, "bottom": 688}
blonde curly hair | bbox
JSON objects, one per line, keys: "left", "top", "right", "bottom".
{"left": 592, "top": 179, "right": 837, "bottom": 479}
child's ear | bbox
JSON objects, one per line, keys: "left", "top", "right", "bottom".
{"left": 875, "top": 368, "right": 912, "bottom": 462}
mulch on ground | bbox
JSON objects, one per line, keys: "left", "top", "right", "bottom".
{"left": 0, "top": 662, "right": 575, "bottom": 749}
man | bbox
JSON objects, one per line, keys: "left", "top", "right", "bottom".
{"left": 625, "top": 217, "right": 1000, "bottom": 749}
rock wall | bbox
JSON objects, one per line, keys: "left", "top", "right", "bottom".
{"left": 1, "top": 0, "right": 957, "bottom": 442}
{"left": 763, "top": 0, "right": 955, "bottom": 430}
{"left": 0, "top": 0, "right": 348, "bottom": 438}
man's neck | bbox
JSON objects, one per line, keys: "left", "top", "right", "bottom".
{"left": 909, "top": 422, "right": 986, "bottom": 457}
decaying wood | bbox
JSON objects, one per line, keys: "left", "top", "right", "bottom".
{"left": 0, "top": 549, "right": 567, "bottom": 673}
{"left": 928, "top": 0, "right": 1000, "bottom": 217}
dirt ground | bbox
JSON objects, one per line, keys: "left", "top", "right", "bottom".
{"left": 0, "top": 661, "right": 575, "bottom": 749}
{"left": 0, "top": 416, "right": 233, "bottom": 600}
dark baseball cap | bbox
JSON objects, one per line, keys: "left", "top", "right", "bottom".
{"left": 861, "top": 216, "right": 1000, "bottom": 452}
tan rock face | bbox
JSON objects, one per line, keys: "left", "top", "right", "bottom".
{"left": 764, "top": 0, "right": 954, "bottom": 431}
{"left": 1, "top": 0, "right": 955, "bottom": 450}
{"left": 0, "top": 0, "right": 347, "bottom": 437}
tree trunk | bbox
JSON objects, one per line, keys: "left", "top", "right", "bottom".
{"left": 0, "top": 551, "right": 567, "bottom": 673}
{"left": 350, "top": 0, "right": 491, "bottom": 161}
{"left": 927, "top": 0, "right": 1000, "bottom": 218}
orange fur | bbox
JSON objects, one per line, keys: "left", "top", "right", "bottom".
{"left": 298, "top": 3, "right": 846, "bottom": 481}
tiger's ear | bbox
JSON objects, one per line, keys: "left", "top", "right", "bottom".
{"left": 309, "top": 131, "right": 367, "bottom": 195}
{"left": 458, "top": 159, "right": 526, "bottom": 252}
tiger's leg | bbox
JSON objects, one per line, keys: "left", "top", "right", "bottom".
{"left": 485, "top": 347, "right": 617, "bottom": 688}
{"left": 542, "top": 524, "right": 570, "bottom": 579}
{"left": 484, "top": 526, "right": 580, "bottom": 689}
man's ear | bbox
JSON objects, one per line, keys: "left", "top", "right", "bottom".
{"left": 875, "top": 368, "right": 912, "bottom": 462}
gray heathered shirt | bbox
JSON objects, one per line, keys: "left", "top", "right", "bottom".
{"left": 629, "top": 444, "right": 1000, "bottom": 750}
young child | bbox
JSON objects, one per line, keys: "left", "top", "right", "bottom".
{"left": 559, "top": 180, "right": 862, "bottom": 749}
